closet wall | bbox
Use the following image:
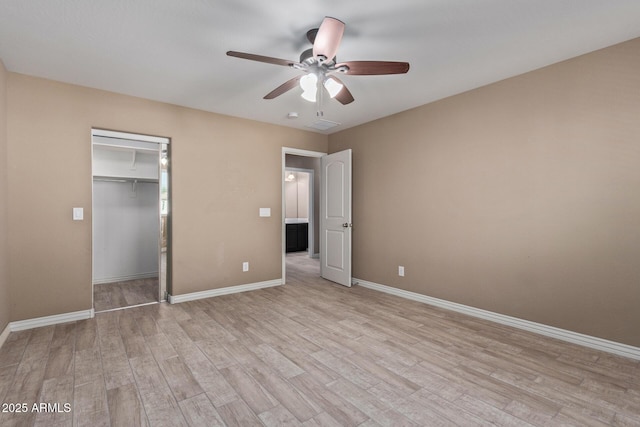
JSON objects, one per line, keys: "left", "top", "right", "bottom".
{"left": 92, "top": 137, "right": 159, "bottom": 284}
{"left": 92, "top": 180, "right": 159, "bottom": 283}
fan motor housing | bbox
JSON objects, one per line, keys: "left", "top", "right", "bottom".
{"left": 300, "top": 48, "right": 314, "bottom": 64}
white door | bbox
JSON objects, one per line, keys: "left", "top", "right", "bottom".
{"left": 320, "top": 149, "right": 352, "bottom": 287}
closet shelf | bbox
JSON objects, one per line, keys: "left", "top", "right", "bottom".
{"left": 93, "top": 175, "right": 159, "bottom": 183}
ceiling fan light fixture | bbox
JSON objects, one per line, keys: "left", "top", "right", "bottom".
{"left": 301, "top": 87, "right": 317, "bottom": 102}
{"left": 227, "top": 17, "right": 410, "bottom": 106}
{"left": 300, "top": 73, "right": 318, "bottom": 102}
{"left": 323, "top": 77, "right": 344, "bottom": 98}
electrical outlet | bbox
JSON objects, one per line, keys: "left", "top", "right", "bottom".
{"left": 398, "top": 266, "right": 405, "bottom": 277}
{"left": 242, "top": 262, "right": 249, "bottom": 272}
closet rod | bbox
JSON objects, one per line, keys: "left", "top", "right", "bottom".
{"left": 92, "top": 142, "right": 159, "bottom": 153}
{"left": 92, "top": 129, "right": 169, "bottom": 144}
{"left": 93, "top": 177, "right": 159, "bottom": 183}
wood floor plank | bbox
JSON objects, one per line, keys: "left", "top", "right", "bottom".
{"left": 121, "top": 335, "right": 151, "bottom": 360}
{"left": 258, "top": 404, "right": 302, "bottom": 427}
{"left": 178, "top": 319, "right": 211, "bottom": 342}
{"left": 75, "top": 318, "right": 98, "bottom": 351}
{"left": 503, "top": 398, "right": 558, "bottom": 426}
{"left": 250, "top": 343, "right": 305, "bottom": 379}
{"left": 271, "top": 343, "right": 340, "bottom": 386}
{"left": 4, "top": 358, "right": 47, "bottom": 426}
{"left": 551, "top": 406, "right": 614, "bottom": 426}
{"left": 219, "top": 365, "right": 278, "bottom": 414}
{"left": 452, "top": 393, "right": 536, "bottom": 426}
{"left": 196, "top": 338, "right": 238, "bottom": 370}
{"left": 297, "top": 330, "right": 354, "bottom": 359}
{"left": 411, "top": 391, "right": 496, "bottom": 426}
{"left": 326, "top": 378, "right": 419, "bottom": 427}
{"left": 73, "top": 373, "right": 110, "bottom": 427}
{"left": 33, "top": 375, "right": 74, "bottom": 427}
{"left": 288, "top": 373, "right": 368, "bottom": 427}
{"left": 136, "top": 315, "right": 160, "bottom": 338}
{"left": 244, "top": 365, "right": 320, "bottom": 422}
{"left": 0, "top": 338, "right": 29, "bottom": 368}
{"left": 20, "top": 340, "right": 52, "bottom": 365}
{"left": 182, "top": 358, "right": 238, "bottom": 407}
{"left": 217, "top": 399, "right": 264, "bottom": 427}
{"left": 312, "top": 350, "right": 381, "bottom": 390}
{"left": 44, "top": 344, "right": 74, "bottom": 380}
{"left": 0, "top": 363, "right": 18, "bottom": 403}
{"left": 106, "top": 383, "right": 148, "bottom": 427}
{"left": 129, "top": 356, "right": 189, "bottom": 427}
{"left": 96, "top": 312, "right": 120, "bottom": 341}
{"left": 101, "top": 359, "right": 136, "bottom": 391}
{"left": 301, "top": 411, "right": 346, "bottom": 427}
{"left": 50, "top": 323, "right": 77, "bottom": 349}
{"left": 157, "top": 356, "right": 204, "bottom": 401}
{"left": 393, "top": 395, "right": 462, "bottom": 426}
{"left": 145, "top": 332, "right": 179, "bottom": 362}
{"left": 178, "top": 393, "right": 225, "bottom": 427}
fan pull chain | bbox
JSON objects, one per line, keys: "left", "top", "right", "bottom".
{"left": 317, "top": 79, "right": 324, "bottom": 116}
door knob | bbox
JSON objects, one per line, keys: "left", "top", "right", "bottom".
{"left": 342, "top": 223, "right": 353, "bottom": 228}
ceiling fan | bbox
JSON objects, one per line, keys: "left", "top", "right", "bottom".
{"left": 226, "top": 17, "right": 410, "bottom": 108}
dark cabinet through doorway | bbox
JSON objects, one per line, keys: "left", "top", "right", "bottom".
{"left": 286, "top": 223, "right": 308, "bottom": 252}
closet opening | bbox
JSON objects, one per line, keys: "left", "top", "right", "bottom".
{"left": 91, "top": 129, "right": 171, "bottom": 312}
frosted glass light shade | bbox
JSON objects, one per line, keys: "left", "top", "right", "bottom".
{"left": 323, "top": 77, "right": 344, "bottom": 98}
{"left": 300, "top": 73, "right": 318, "bottom": 102}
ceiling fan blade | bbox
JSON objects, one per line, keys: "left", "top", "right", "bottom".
{"left": 329, "top": 76, "right": 354, "bottom": 105}
{"left": 312, "top": 17, "right": 345, "bottom": 61}
{"left": 264, "top": 75, "right": 302, "bottom": 99}
{"left": 335, "top": 61, "right": 410, "bottom": 75}
{"left": 227, "top": 51, "right": 296, "bottom": 67}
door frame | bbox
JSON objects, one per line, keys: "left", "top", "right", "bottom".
{"left": 281, "top": 147, "right": 326, "bottom": 284}
{"left": 91, "top": 128, "right": 172, "bottom": 310}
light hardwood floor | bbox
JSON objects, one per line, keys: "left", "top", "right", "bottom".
{"left": 1, "top": 252, "right": 639, "bottom": 426}
{"left": 94, "top": 253, "right": 165, "bottom": 312}
{"left": 94, "top": 278, "right": 159, "bottom": 312}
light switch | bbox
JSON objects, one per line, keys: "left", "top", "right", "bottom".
{"left": 73, "top": 207, "right": 84, "bottom": 221}
{"left": 259, "top": 208, "right": 271, "bottom": 217}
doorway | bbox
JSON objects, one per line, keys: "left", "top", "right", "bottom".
{"left": 91, "top": 129, "right": 171, "bottom": 312}
{"left": 282, "top": 149, "right": 324, "bottom": 284}
{"left": 282, "top": 147, "right": 353, "bottom": 287}
{"left": 285, "top": 168, "right": 314, "bottom": 256}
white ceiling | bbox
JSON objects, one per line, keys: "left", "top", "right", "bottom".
{"left": 1, "top": 1, "right": 640, "bottom": 134}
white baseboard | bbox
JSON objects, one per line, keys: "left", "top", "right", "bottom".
{"left": 9, "top": 308, "right": 95, "bottom": 332}
{"left": 168, "top": 279, "right": 283, "bottom": 304}
{"left": 93, "top": 272, "right": 158, "bottom": 285}
{"left": 0, "top": 323, "right": 10, "bottom": 349}
{"left": 354, "top": 278, "right": 640, "bottom": 361}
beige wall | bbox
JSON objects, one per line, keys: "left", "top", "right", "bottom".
{"left": 7, "top": 73, "right": 327, "bottom": 321}
{"left": 330, "top": 38, "right": 640, "bottom": 347}
{"left": 0, "top": 59, "right": 9, "bottom": 332}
